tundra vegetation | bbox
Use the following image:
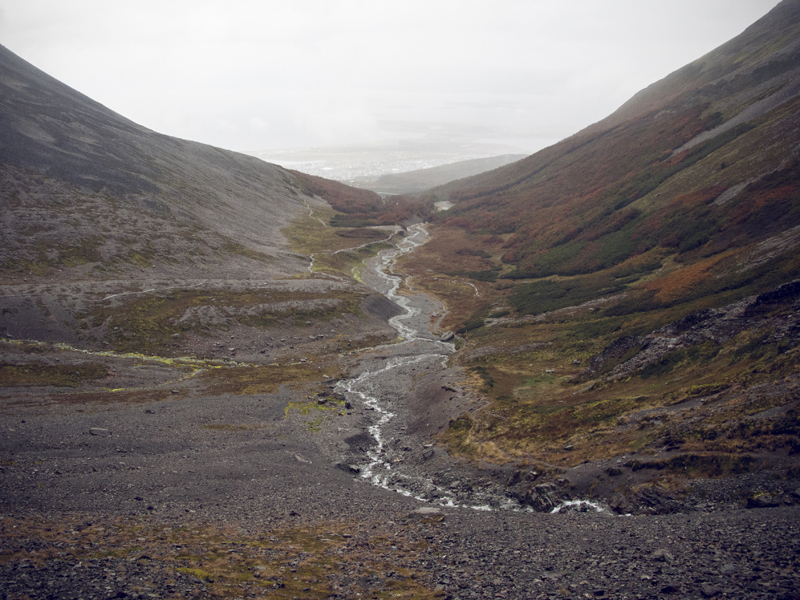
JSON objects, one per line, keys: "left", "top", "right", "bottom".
{"left": 2, "top": 3, "right": 800, "bottom": 597}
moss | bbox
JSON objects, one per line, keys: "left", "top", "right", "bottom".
{"left": 1, "top": 236, "right": 105, "bottom": 277}
{"left": 0, "top": 361, "right": 109, "bottom": 387}
{"left": 89, "top": 288, "right": 366, "bottom": 355}
{"left": 199, "top": 363, "right": 322, "bottom": 396}
{"left": 220, "top": 240, "right": 271, "bottom": 262}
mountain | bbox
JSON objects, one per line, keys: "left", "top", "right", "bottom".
{"left": 1, "top": 12, "right": 799, "bottom": 595}
{"left": 398, "top": 0, "right": 800, "bottom": 474}
{"left": 425, "top": 1, "right": 800, "bottom": 282}
{"left": 347, "top": 154, "right": 527, "bottom": 195}
{"left": 0, "top": 43, "right": 392, "bottom": 355}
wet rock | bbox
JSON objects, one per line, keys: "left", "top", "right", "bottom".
{"left": 507, "top": 470, "right": 522, "bottom": 487}
{"left": 524, "top": 471, "right": 539, "bottom": 482}
{"left": 336, "top": 462, "right": 361, "bottom": 474}
{"left": 526, "top": 483, "right": 561, "bottom": 512}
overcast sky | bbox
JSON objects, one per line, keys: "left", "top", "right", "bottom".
{"left": 0, "top": 1, "right": 784, "bottom": 155}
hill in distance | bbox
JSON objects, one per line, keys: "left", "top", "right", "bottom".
{"left": 347, "top": 154, "right": 527, "bottom": 196}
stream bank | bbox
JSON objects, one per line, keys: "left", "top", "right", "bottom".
{"left": 329, "top": 225, "right": 800, "bottom": 517}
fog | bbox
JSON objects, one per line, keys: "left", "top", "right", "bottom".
{"left": 0, "top": 0, "right": 783, "bottom": 164}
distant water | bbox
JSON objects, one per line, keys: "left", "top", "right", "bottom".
{"left": 247, "top": 140, "right": 524, "bottom": 183}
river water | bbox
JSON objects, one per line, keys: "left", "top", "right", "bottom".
{"left": 335, "top": 224, "right": 459, "bottom": 499}
{"left": 335, "top": 225, "right": 519, "bottom": 509}
{"left": 334, "top": 224, "right": 606, "bottom": 513}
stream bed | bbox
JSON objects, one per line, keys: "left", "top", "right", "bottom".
{"left": 332, "top": 225, "right": 601, "bottom": 512}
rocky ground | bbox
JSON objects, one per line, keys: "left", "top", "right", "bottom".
{"left": 2, "top": 242, "right": 800, "bottom": 599}
{"left": 2, "top": 340, "right": 800, "bottom": 599}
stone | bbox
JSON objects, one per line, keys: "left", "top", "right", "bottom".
{"left": 700, "top": 582, "right": 721, "bottom": 598}
{"left": 412, "top": 507, "right": 441, "bottom": 515}
{"left": 507, "top": 470, "right": 522, "bottom": 486}
{"left": 336, "top": 462, "right": 360, "bottom": 474}
{"left": 527, "top": 483, "right": 560, "bottom": 512}
{"left": 651, "top": 549, "right": 674, "bottom": 563}
{"left": 747, "top": 494, "right": 781, "bottom": 509}
{"left": 89, "top": 428, "right": 111, "bottom": 437}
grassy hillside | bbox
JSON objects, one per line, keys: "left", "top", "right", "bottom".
{"left": 396, "top": 0, "right": 800, "bottom": 472}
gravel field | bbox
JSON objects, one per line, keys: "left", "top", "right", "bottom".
{"left": 2, "top": 231, "right": 800, "bottom": 599}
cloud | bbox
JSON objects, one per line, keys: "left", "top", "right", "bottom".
{"left": 0, "top": 0, "right": 783, "bottom": 153}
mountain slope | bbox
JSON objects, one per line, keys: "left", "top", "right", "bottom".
{"left": 418, "top": 0, "right": 800, "bottom": 305}
{"left": 397, "top": 0, "right": 800, "bottom": 477}
{"left": 0, "top": 43, "right": 318, "bottom": 279}
{"left": 0, "top": 44, "right": 395, "bottom": 358}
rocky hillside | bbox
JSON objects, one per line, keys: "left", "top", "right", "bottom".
{"left": 0, "top": 43, "right": 399, "bottom": 357}
{"left": 425, "top": 0, "right": 800, "bottom": 282}
{"left": 397, "top": 0, "right": 800, "bottom": 477}
{"left": 0, "top": 43, "right": 318, "bottom": 281}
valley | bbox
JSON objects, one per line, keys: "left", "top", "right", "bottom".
{"left": 3, "top": 219, "right": 800, "bottom": 600}
{"left": 3, "top": 1, "right": 800, "bottom": 598}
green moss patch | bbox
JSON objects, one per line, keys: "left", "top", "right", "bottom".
{"left": 198, "top": 363, "right": 322, "bottom": 396}
{"left": 90, "top": 288, "right": 365, "bottom": 355}
{"left": 0, "top": 361, "right": 109, "bottom": 387}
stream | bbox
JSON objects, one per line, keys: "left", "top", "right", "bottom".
{"left": 334, "top": 225, "right": 514, "bottom": 509}
{"left": 334, "top": 224, "right": 605, "bottom": 513}
{"left": 335, "top": 224, "right": 462, "bottom": 500}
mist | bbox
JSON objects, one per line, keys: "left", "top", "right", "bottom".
{"left": 0, "top": 0, "right": 783, "bottom": 164}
